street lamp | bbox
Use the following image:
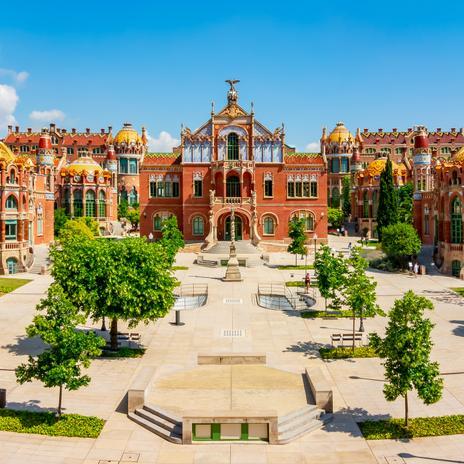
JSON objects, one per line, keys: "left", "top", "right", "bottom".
{"left": 313, "top": 233, "right": 318, "bottom": 257}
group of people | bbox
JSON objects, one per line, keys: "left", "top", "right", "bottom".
{"left": 408, "top": 261, "right": 421, "bottom": 277}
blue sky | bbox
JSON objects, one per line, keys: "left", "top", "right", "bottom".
{"left": 1, "top": 0, "right": 463, "bottom": 151}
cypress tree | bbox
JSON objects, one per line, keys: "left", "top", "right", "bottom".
{"left": 377, "top": 157, "right": 398, "bottom": 240}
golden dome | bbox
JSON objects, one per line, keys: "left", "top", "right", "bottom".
{"left": 64, "top": 156, "right": 103, "bottom": 175}
{"left": 328, "top": 122, "right": 353, "bottom": 143}
{"left": 365, "top": 158, "right": 405, "bottom": 177}
{"left": 0, "top": 142, "right": 15, "bottom": 164}
{"left": 114, "top": 123, "right": 142, "bottom": 145}
{"left": 453, "top": 147, "right": 464, "bottom": 164}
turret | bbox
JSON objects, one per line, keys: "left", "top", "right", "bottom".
{"left": 37, "top": 129, "right": 54, "bottom": 168}
{"left": 413, "top": 125, "right": 431, "bottom": 192}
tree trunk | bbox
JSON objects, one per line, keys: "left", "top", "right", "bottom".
{"left": 57, "top": 384, "right": 63, "bottom": 418}
{"left": 110, "top": 317, "right": 118, "bottom": 351}
{"left": 324, "top": 297, "right": 327, "bottom": 312}
{"left": 295, "top": 254, "right": 297, "bottom": 266}
{"left": 404, "top": 393, "right": 409, "bottom": 428}
{"left": 352, "top": 312, "right": 356, "bottom": 354}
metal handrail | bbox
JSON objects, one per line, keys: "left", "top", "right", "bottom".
{"left": 257, "top": 282, "right": 314, "bottom": 311}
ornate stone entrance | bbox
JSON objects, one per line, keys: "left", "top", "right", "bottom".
{"left": 225, "top": 215, "right": 242, "bottom": 241}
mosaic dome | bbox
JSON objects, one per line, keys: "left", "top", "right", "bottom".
{"left": 328, "top": 122, "right": 353, "bottom": 143}
{"left": 114, "top": 123, "right": 142, "bottom": 145}
{"left": 0, "top": 142, "right": 15, "bottom": 164}
{"left": 64, "top": 156, "right": 103, "bottom": 175}
{"left": 365, "top": 158, "right": 404, "bottom": 177}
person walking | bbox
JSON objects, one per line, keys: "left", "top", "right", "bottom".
{"left": 408, "top": 260, "right": 413, "bottom": 276}
{"left": 305, "top": 272, "right": 311, "bottom": 294}
{"left": 414, "top": 262, "right": 420, "bottom": 277}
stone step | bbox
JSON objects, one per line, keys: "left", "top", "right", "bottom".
{"left": 128, "top": 412, "right": 182, "bottom": 444}
{"left": 134, "top": 408, "right": 182, "bottom": 435}
{"left": 278, "top": 413, "right": 332, "bottom": 444}
{"left": 278, "top": 404, "right": 319, "bottom": 427}
{"left": 143, "top": 403, "right": 182, "bottom": 425}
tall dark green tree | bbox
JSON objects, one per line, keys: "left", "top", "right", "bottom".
{"left": 370, "top": 291, "right": 443, "bottom": 427}
{"left": 342, "top": 175, "right": 351, "bottom": 219}
{"left": 398, "top": 183, "right": 414, "bottom": 224}
{"left": 287, "top": 217, "right": 307, "bottom": 266}
{"left": 16, "top": 284, "right": 105, "bottom": 417}
{"left": 377, "top": 157, "right": 398, "bottom": 240}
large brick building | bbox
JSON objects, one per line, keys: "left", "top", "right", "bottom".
{"left": 140, "top": 82, "right": 328, "bottom": 247}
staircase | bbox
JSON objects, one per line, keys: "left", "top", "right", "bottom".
{"left": 277, "top": 404, "right": 332, "bottom": 444}
{"left": 128, "top": 404, "right": 183, "bottom": 444}
{"left": 28, "top": 245, "right": 50, "bottom": 274}
{"left": 205, "top": 240, "right": 260, "bottom": 255}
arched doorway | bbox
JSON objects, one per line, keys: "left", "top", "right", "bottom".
{"left": 226, "top": 175, "right": 240, "bottom": 197}
{"left": 225, "top": 215, "right": 243, "bottom": 241}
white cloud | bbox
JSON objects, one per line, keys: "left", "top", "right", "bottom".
{"left": 305, "top": 141, "right": 320, "bottom": 152}
{"left": 0, "top": 68, "right": 29, "bottom": 84}
{"left": 147, "top": 131, "right": 180, "bottom": 152}
{"left": 0, "top": 84, "right": 18, "bottom": 134}
{"left": 29, "top": 109, "right": 65, "bottom": 122}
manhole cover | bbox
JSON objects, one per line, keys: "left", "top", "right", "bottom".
{"left": 221, "top": 329, "right": 245, "bottom": 337}
{"left": 223, "top": 298, "right": 243, "bottom": 304}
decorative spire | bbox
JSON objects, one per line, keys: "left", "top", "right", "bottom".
{"left": 225, "top": 79, "right": 240, "bottom": 104}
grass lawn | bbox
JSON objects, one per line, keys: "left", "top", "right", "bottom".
{"left": 285, "top": 281, "right": 317, "bottom": 288}
{"left": 172, "top": 266, "right": 189, "bottom": 271}
{"left": 359, "top": 415, "right": 464, "bottom": 439}
{"left": 319, "top": 346, "right": 378, "bottom": 359}
{"left": 277, "top": 265, "right": 314, "bottom": 270}
{"left": 0, "top": 277, "right": 31, "bottom": 294}
{"left": 302, "top": 309, "right": 353, "bottom": 318}
{"left": 450, "top": 287, "right": 464, "bottom": 297}
{"left": 0, "top": 409, "right": 104, "bottom": 438}
{"left": 100, "top": 347, "right": 145, "bottom": 358}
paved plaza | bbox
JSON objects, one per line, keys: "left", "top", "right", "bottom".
{"left": 0, "top": 238, "right": 464, "bottom": 463}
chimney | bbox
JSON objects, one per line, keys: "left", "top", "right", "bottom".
{"left": 15, "top": 126, "right": 19, "bottom": 133}
{"left": 407, "top": 128, "right": 412, "bottom": 132}
{"left": 437, "top": 128, "right": 441, "bottom": 132}
{"left": 50, "top": 123, "right": 56, "bottom": 132}
{"left": 451, "top": 127, "right": 456, "bottom": 132}
{"left": 7, "top": 125, "right": 12, "bottom": 133}
{"left": 27, "top": 128, "right": 32, "bottom": 134}
{"left": 62, "top": 128, "right": 67, "bottom": 133}
{"left": 363, "top": 128, "right": 368, "bottom": 133}
{"left": 378, "top": 128, "right": 383, "bottom": 132}
{"left": 72, "top": 128, "right": 76, "bottom": 134}
{"left": 86, "top": 128, "right": 90, "bottom": 134}
{"left": 108, "top": 126, "right": 112, "bottom": 133}
{"left": 392, "top": 128, "right": 397, "bottom": 132}
{"left": 101, "top": 128, "right": 105, "bottom": 134}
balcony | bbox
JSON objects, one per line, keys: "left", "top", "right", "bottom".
{"left": 214, "top": 197, "right": 252, "bottom": 206}
{"left": 211, "top": 159, "right": 255, "bottom": 171}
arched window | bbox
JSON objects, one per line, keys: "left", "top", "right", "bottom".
{"left": 73, "top": 190, "right": 83, "bottom": 217}
{"left": 6, "top": 257, "right": 17, "bottom": 274}
{"left": 294, "top": 211, "right": 314, "bottom": 231}
{"left": 99, "top": 191, "right": 106, "bottom": 218}
{"left": 451, "top": 197, "right": 462, "bottom": 244}
{"left": 331, "top": 158, "right": 340, "bottom": 174}
{"left": 226, "top": 175, "right": 240, "bottom": 197}
{"left": 263, "top": 216, "right": 275, "bottom": 235}
{"left": 7, "top": 170, "right": 16, "bottom": 184}
{"left": 363, "top": 191, "right": 369, "bottom": 218}
{"left": 227, "top": 133, "right": 239, "bottom": 160}
{"left": 85, "top": 190, "right": 96, "bottom": 217}
{"left": 192, "top": 216, "right": 204, "bottom": 236}
{"left": 153, "top": 215, "right": 162, "bottom": 231}
{"left": 128, "top": 187, "right": 138, "bottom": 205}
{"left": 5, "top": 195, "right": 18, "bottom": 210}
{"left": 341, "top": 157, "right": 349, "bottom": 173}
{"left": 120, "top": 186, "right": 128, "bottom": 204}
{"left": 331, "top": 187, "right": 340, "bottom": 208}
{"left": 372, "top": 190, "right": 378, "bottom": 218}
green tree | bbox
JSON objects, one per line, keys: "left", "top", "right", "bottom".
{"left": 344, "top": 248, "right": 383, "bottom": 351}
{"left": 54, "top": 208, "right": 69, "bottom": 237}
{"left": 342, "top": 175, "right": 351, "bottom": 219}
{"left": 58, "top": 218, "right": 96, "bottom": 242}
{"left": 328, "top": 208, "right": 344, "bottom": 229}
{"left": 50, "top": 237, "right": 176, "bottom": 350}
{"left": 381, "top": 223, "right": 421, "bottom": 268}
{"left": 287, "top": 217, "right": 307, "bottom": 266}
{"left": 398, "top": 183, "right": 414, "bottom": 224}
{"left": 370, "top": 291, "right": 443, "bottom": 427}
{"left": 159, "top": 216, "right": 185, "bottom": 267}
{"left": 314, "top": 244, "right": 347, "bottom": 311}
{"left": 118, "top": 199, "right": 129, "bottom": 220}
{"left": 377, "top": 157, "right": 398, "bottom": 240}
{"left": 126, "top": 208, "right": 140, "bottom": 230}
{"left": 16, "top": 284, "right": 105, "bottom": 417}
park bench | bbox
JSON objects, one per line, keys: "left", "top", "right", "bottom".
{"left": 330, "top": 332, "right": 363, "bottom": 347}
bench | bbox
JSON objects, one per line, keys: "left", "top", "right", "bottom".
{"left": 331, "top": 332, "right": 363, "bottom": 347}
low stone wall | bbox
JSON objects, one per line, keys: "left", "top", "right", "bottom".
{"left": 305, "top": 367, "right": 333, "bottom": 413}
{"left": 197, "top": 353, "right": 266, "bottom": 365}
{"left": 127, "top": 366, "right": 156, "bottom": 413}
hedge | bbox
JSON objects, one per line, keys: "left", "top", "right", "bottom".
{"left": 319, "top": 346, "right": 378, "bottom": 359}
{"left": 0, "top": 409, "right": 104, "bottom": 438}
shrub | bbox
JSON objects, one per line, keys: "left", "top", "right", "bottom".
{"left": 328, "top": 207, "right": 344, "bottom": 228}
{"left": 359, "top": 415, "right": 464, "bottom": 440}
{"left": 369, "top": 257, "right": 398, "bottom": 272}
{"left": 0, "top": 410, "right": 104, "bottom": 438}
{"left": 302, "top": 310, "right": 354, "bottom": 318}
{"left": 319, "top": 346, "right": 378, "bottom": 359}
{"left": 100, "top": 347, "right": 145, "bottom": 358}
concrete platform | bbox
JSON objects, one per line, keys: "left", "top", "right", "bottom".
{"left": 148, "top": 365, "right": 309, "bottom": 417}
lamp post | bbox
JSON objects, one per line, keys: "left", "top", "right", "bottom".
{"left": 313, "top": 233, "right": 318, "bottom": 257}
